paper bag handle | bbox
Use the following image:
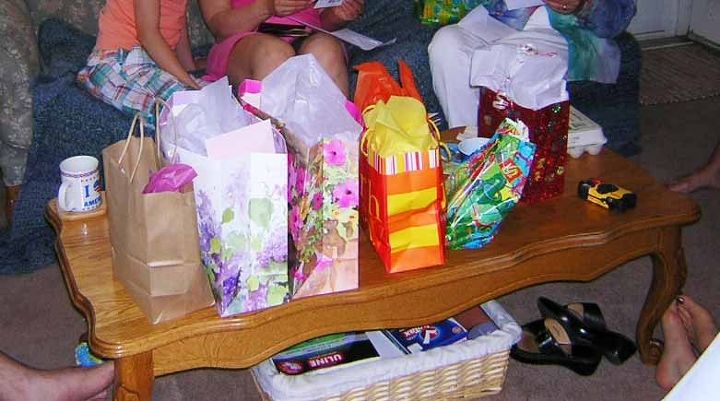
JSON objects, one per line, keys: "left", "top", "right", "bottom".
{"left": 154, "top": 98, "right": 180, "bottom": 164}
{"left": 117, "top": 113, "right": 145, "bottom": 183}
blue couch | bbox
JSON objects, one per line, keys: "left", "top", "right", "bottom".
{"left": 1, "top": 0, "right": 641, "bottom": 274}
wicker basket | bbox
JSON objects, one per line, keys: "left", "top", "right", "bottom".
{"left": 254, "top": 349, "right": 511, "bottom": 401}
{"left": 252, "top": 301, "right": 520, "bottom": 401}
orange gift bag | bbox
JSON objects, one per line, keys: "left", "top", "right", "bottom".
{"left": 354, "top": 60, "right": 424, "bottom": 112}
{"left": 360, "top": 96, "right": 447, "bottom": 273}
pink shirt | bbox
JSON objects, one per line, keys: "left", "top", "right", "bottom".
{"left": 96, "top": 0, "right": 188, "bottom": 51}
{"left": 204, "top": 0, "right": 322, "bottom": 82}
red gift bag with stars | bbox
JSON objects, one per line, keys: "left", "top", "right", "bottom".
{"left": 478, "top": 88, "right": 569, "bottom": 204}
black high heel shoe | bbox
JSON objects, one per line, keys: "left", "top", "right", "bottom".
{"left": 537, "top": 297, "right": 637, "bottom": 365}
{"left": 564, "top": 302, "right": 607, "bottom": 331}
{"left": 511, "top": 319, "right": 602, "bottom": 376}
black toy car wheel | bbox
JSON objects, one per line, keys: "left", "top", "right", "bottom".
{"left": 621, "top": 193, "right": 637, "bottom": 210}
{"left": 578, "top": 181, "right": 592, "bottom": 199}
{"left": 605, "top": 197, "right": 620, "bottom": 211}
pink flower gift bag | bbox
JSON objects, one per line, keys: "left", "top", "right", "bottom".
{"left": 240, "top": 55, "right": 363, "bottom": 298}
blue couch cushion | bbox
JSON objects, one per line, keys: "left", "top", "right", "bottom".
{"left": 0, "top": 19, "right": 136, "bottom": 274}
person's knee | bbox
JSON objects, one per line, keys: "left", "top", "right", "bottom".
{"left": 428, "top": 25, "right": 463, "bottom": 63}
{"left": 254, "top": 40, "right": 295, "bottom": 72}
{"left": 300, "top": 33, "right": 346, "bottom": 74}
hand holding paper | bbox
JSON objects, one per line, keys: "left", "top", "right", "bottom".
{"left": 271, "top": 0, "right": 312, "bottom": 17}
{"left": 320, "top": 0, "right": 362, "bottom": 20}
{"left": 317, "top": 0, "right": 366, "bottom": 31}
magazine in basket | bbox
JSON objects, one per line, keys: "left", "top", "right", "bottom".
{"left": 253, "top": 300, "right": 521, "bottom": 401}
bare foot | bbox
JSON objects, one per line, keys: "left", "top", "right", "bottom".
{"left": 23, "top": 362, "right": 114, "bottom": 401}
{"left": 669, "top": 144, "right": 720, "bottom": 193}
{"left": 668, "top": 168, "right": 720, "bottom": 193}
{"left": 656, "top": 304, "right": 697, "bottom": 391}
{"left": 675, "top": 305, "right": 698, "bottom": 355}
{"left": 677, "top": 295, "right": 718, "bottom": 352}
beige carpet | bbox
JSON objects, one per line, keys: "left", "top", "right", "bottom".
{"left": 640, "top": 43, "right": 720, "bottom": 105}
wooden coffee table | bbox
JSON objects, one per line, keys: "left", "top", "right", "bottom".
{"left": 47, "top": 150, "right": 699, "bottom": 401}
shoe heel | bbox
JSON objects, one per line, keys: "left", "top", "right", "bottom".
{"left": 569, "top": 355, "right": 600, "bottom": 376}
{"left": 537, "top": 297, "right": 636, "bottom": 364}
{"left": 592, "top": 331, "right": 637, "bottom": 365}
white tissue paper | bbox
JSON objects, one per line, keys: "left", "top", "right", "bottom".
{"left": 258, "top": 54, "right": 362, "bottom": 147}
{"left": 470, "top": 42, "right": 569, "bottom": 111}
{"left": 163, "top": 77, "right": 252, "bottom": 156}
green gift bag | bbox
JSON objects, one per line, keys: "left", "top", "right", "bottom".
{"left": 415, "top": 0, "right": 484, "bottom": 27}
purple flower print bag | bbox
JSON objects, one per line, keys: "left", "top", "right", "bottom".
{"left": 158, "top": 84, "right": 290, "bottom": 318}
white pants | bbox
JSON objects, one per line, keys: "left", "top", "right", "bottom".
{"left": 428, "top": 7, "right": 568, "bottom": 128}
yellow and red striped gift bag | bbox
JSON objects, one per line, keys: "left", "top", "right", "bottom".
{"left": 360, "top": 96, "right": 446, "bottom": 273}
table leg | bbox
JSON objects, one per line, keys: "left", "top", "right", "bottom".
{"left": 638, "top": 227, "right": 688, "bottom": 365}
{"left": 113, "top": 352, "right": 154, "bottom": 401}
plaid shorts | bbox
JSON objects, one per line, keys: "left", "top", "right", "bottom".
{"left": 77, "top": 46, "right": 188, "bottom": 126}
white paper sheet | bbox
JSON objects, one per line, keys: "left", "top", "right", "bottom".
{"left": 314, "top": 0, "right": 343, "bottom": 8}
{"left": 505, "top": 0, "right": 544, "bottom": 10}
{"left": 205, "top": 119, "right": 276, "bottom": 159}
{"left": 287, "top": 16, "right": 396, "bottom": 51}
{"left": 458, "top": 6, "right": 516, "bottom": 42}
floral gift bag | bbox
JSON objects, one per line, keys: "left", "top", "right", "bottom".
{"left": 286, "top": 136, "right": 360, "bottom": 298}
{"left": 159, "top": 80, "right": 290, "bottom": 317}
{"left": 240, "top": 55, "right": 363, "bottom": 298}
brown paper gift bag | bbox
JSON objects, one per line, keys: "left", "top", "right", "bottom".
{"left": 102, "top": 114, "right": 214, "bottom": 324}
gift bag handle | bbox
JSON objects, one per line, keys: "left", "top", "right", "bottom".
{"left": 428, "top": 117, "right": 452, "bottom": 161}
{"left": 238, "top": 98, "right": 289, "bottom": 153}
{"left": 359, "top": 104, "right": 376, "bottom": 157}
{"left": 154, "top": 98, "right": 180, "bottom": 164}
{"left": 117, "top": 113, "right": 146, "bottom": 183}
{"left": 360, "top": 104, "right": 451, "bottom": 160}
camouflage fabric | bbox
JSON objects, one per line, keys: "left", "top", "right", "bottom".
{"left": 25, "top": 0, "right": 104, "bottom": 35}
{"left": 0, "top": 0, "right": 40, "bottom": 186}
{"left": 25, "top": 0, "right": 214, "bottom": 47}
{"left": 187, "top": 0, "right": 215, "bottom": 49}
{"left": 1, "top": 0, "right": 212, "bottom": 186}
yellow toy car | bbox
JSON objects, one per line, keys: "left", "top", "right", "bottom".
{"left": 577, "top": 179, "right": 637, "bottom": 212}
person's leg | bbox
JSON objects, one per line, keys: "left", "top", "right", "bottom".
{"left": 656, "top": 303, "right": 698, "bottom": 391}
{"left": 77, "top": 48, "right": 185, "bottom": 126}
{"left": 428, "top": 24, "right": 488, "bottom": 128}
{"left": 676, "top": 295, "right": 718, "bottom": 352}
{"left": 297, "top": 33, "right": 348, "bottom": 96}
{"left": 669, "top": 142, "right": 720, "bottom": 193}
{"left": 0, "top": 351, "right": 114, "bottom": 401}
{"left": 225, "top": 34, "right": 295, "bottom": 85}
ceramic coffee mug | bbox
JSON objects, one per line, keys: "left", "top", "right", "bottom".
{"left": 58, "top": 155, "right": 102, "bottom": 212}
